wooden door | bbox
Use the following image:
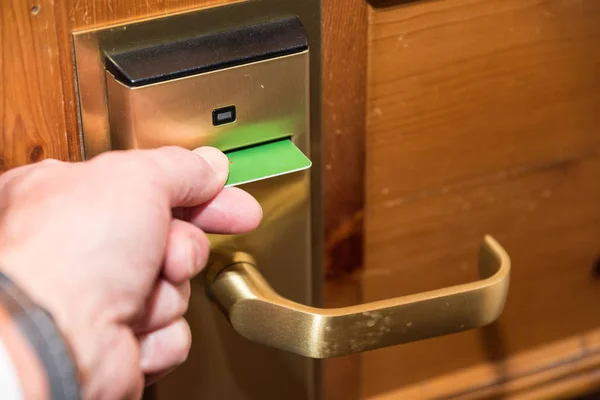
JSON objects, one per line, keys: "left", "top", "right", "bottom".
{"left": 2, "top": 0, "right": 600, "bottom": 399}
{"left": 327, "top": 0, "right": 600, "bottom": 399}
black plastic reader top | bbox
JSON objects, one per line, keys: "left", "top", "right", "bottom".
{"left": 103, "top": 16, "right": 308, "bottom": 87}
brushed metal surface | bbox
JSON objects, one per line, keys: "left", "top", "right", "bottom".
{"left": 105, "top": 52, "right": 309, "bottom": 152}
{"left": 162, "top": 171, "right": 314, "bottom": 399}
{"left": 71, "top": 1, "right": 323, "bottom": 399}
{"left": 207, "top": 236, "right": 510, "bottom": 358}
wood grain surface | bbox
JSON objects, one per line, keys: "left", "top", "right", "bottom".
{"left": 370, "top": 328, "right": 600, "bottom": 399}
{"left": 364, "top": 0, "right": 600, "bottom": 397}
{"left": 322, "top": 0, "right": 368, "bottom": 279}
{"left": 0, "top": 0, "right": 71, "bottom": 169}
{"left": 320, "top": 1, "right": 369, "bottom": 398}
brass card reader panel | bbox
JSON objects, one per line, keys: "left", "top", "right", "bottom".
{"left": 72, "top": 4, "right": 322, "bottom": 397}
{"left": 73, "top": 13, "right": 311, "bottom": 187}
{"left": 103, "top": 16, "right": 309, "bottom": 154}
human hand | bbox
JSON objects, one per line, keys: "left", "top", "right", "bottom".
{"left": 0, "top": 146, "right": 262, "bottom": 399}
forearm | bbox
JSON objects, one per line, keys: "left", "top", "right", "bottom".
{"left": 0, "top": 272, "right": 80, "bottom": 400}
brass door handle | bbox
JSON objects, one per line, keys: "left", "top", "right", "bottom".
{"left": 206, "top": 236, "right": 510, "bottom": 359}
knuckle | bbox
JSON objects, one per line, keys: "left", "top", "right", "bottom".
{"left": 39, "top": 158, "right": 64, "bottom": 167}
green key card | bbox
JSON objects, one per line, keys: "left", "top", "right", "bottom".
{"left": 224, "top": 139, "right": 311, "bottom": 187}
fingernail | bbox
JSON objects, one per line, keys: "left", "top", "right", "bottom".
{"left": 139, "top": 334, "right": 154, "bottom": 370}
{"left": 194, "top": 147, "right": 229, "bottom": 182}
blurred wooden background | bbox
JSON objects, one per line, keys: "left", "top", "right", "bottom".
{"left": 2, "top": 0, "right": 600, "bottom": 398}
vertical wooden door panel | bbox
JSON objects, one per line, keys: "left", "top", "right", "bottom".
{"left": 322, "top": 0, "right": 368, "bottom": 279}
{"left": 321, "top": 2, "right": 368, "bottom": 399}
{"left": 364, "top": 0, "right": 600, "bottom": 397}
{"left": 368, "top": 0, "right": 600, "bottom": 201}
{"left": 0, "top": 0, "right": 70, "bottom": 169}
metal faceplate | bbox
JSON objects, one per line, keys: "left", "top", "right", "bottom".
{"left": 72, "top": 1, "right": 323, "bottom": 399}
{"left": 104, "top": 52, "right": 309, "bottom": 152}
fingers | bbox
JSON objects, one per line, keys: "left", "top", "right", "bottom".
{"left": 162, "top": 219, "right": 209, "bottom": 284}
{"left": 83, "top": 327, "right": 144, "bottom": 400}
{"left": 187, "top": 187, "right": 263, "bottom": 234}
{"left": 139, "top": 318, "right": 192, "bottom": 376}
{"left": 147, "top": 146, "right": 230, "bottom": 208}
{"left": 137, "top": 219, "right": 206, "bottom": 333}
{"left": 134, "top": 280, "right": 190, "bottom": 334}
{"left": 92, "top": 146, "right": 229, "bottom": 208}
{"left": 91, "top": 146, "right": 262, "bottom": 235}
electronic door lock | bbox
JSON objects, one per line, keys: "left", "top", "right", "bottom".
{"left": 74, "top": 15, "right": 312, "bottom": 187}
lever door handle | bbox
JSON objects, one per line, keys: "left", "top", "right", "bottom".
{"left": 206, "top": 235, "right": 510, "bottom": 359}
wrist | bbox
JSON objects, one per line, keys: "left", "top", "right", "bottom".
{"left": 0, "top": 271, "right": 81, "bottom": 399}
